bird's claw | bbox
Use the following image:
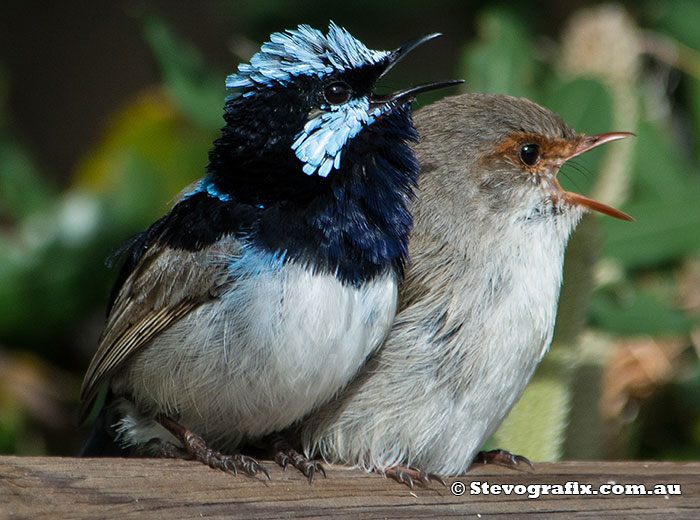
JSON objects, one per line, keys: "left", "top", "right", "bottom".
{"left": 302, "top": 460, "right": 327, "bottom": 482}
{"left": 198, "top": 450, "right": 271, "bottom": 479}
{"left": 393, "top": 469, "right": 415, "bottom": 488}
{"left": 384, "top": 466, "right": 446, "bottom": 488}
{"left": 270, "top": 434, "right": 327, "bottom": 483}
{"left": 473, "top": 449, "right": 535, "bottom": 471}
{"left": 275, "top": 451, "right": 290, "bottom": 470}
{"left": 157, "top": 414, "right": 269, "bottom": 478}
{"left": 428, "top": 472, "right": 447, "bottom": 487}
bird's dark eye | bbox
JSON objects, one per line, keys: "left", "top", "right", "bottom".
{"left": 519, "top": 143, "right": 540, "bottom": 166}
{"left": 323, "top": 81, "right": 351, "bottom": 105}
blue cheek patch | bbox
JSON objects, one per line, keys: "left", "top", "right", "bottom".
{"left": 221, "top": 22, "right": 399, "bottom": 179}
{"left": 292, "top": 99, "right": 395, "bottom": 177}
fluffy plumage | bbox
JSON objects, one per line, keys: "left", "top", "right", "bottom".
{"left": 79, "top": 24, "right": 454, "bottom": 464}
{"left": 226, "top": 24, "right": 388, "bottom": 92}
{"left": 300, "top": 93, "right": 631, "bottom": 476}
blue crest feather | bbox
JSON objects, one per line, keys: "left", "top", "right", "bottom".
{"left": 226, "top": 22, "right": 388, "bottom": 91}
{"left": 224, "top": 22, "right": 393, "bottom": 177}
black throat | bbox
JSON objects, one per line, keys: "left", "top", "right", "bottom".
{"left": 140, "top": 91, "right": 420, "bottom": 287}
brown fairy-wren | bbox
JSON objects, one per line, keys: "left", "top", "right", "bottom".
{"left": 299, "top": 92, "right": 633, "bottom": 480}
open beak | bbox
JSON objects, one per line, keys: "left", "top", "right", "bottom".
{"left": 374, "top": 79, "right": 465, "bottom": 105}
{"left": 370, "top": 33, "right": 464, "bottom": 108}
{"left": 557, "top": 132, "right": 635, "bottom": 221}
{"left": 380, "top": 33, "right": 443, "bottom": 78}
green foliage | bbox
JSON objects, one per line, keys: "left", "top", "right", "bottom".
{"left": 142, "top": 16, "right": 225, "bottom": 131}
{"left": 461, "top": 8, "right": 538, "bottom": 99}
{"left": 601, "top": 120, "right": 700, "bottom": 268}
{"left": 591, "top": 284, "right": 693, "bottom": 335}
{"left": 461, "top": 4, "right": 700, "bottom": 461}
{"left": 0, "top": 133, "right": 53, "bottom": 219}
{"left": 1, "top": 4, "right": 698, "bottom": 460}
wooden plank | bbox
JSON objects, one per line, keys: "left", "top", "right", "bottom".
{"left": 1, "top": 457, "right": 698, "bottom": 519}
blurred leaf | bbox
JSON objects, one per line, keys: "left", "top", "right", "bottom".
{"left": 547, "top": 78, "right": 613, "bottom": 196}
{"left": 74, "top": 91, "right": 215, "bottom": 228}
{"left": 629, "top": 120, "right": 695, "bottom": 202}
{"left": 0, "top": 247, "right": 29, "bottom": 330}
{"left": 461, "top": 8, "right": 538, "bottom": 98}
{"left": 0, "top": 220, "right": 113, "bottom": 346}
{"left": 600, "top": 119, "right": 700, "bottom": 269}
{"left": 647, "top": 0, "right": 700, "bottom": 51}
{"left": 543, "top": 77, "right": 612, "bottom": 132}
{"left": 687, "top": 78, "right": 700, "bottom": 152}
{"left": 591, "top": 285, "right": 693, "bottom": 335}
{"left": 678, "top": 363, "right": 700, "bottom": 413}
{"left": 0, "top": 68, "right": 54, "bottom": 220}
{"left": 0, "top": 404, "right": 24, "bottom": 454}
{"left": 0, "top": 138, "right": 54, "bottom": 220}
{"left": 645, "top": 1, "right": 700, "bottom": 152}
{"left": 601, "top": 191, "right": 700, "bottom": 268}
{"left": 142, "top": 16, "right": 225, "bottom": 131}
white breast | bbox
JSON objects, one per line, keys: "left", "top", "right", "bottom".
{"left": 115, "top": 256, "right": 398, "bottom": 450}
{"left": 304, "top": 209, "right": 582, "bottom": 475}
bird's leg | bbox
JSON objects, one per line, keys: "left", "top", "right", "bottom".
{"left": 383, "top": 466, "right": 446, "bottom": 488}
{"left": 156, "top": 414, "right": 270, "bottom": 478}
{"left": 472, "top": 449, "right": 535, "bottom": 471}
{"left": 156, "top": 439, "right": 189, "bottom": 459}
{"left": 269, "top": 433, "right": 326, "bottom": 483}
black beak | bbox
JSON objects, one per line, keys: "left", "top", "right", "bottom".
{"left": 371, "top": 33, "right": 464, "bottom": 106}
{"left": 380, "top": 33, "right": 443, "bottom": 78}
{"left": 378, "top": 79, "right": 465, "bottom": 104}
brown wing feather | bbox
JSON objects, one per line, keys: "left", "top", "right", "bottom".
{"left": 79, "top": 240, "right": 237, "bottom": 422}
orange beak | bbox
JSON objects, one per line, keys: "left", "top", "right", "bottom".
{"left": 557, "top": 132, "right": 635, "bottom": 221}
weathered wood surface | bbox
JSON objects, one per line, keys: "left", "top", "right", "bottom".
{"left": 0, "top": 457, "right": 698, "bottom": 519}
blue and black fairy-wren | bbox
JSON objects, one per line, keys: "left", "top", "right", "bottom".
{"left": 78, "top": 23, "right": 460, "bottom": 476}
{"left": 300, "top": 93, "right": 633, "bottom": 484}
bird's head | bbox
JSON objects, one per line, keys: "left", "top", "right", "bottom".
{"left": 414, "top": 93, "right": 633, "bottom": 225}
{"left": 209, "top": 23, "right": 460, "bottom": 201}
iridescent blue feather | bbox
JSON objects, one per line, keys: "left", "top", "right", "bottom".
{"left": 226, "top": 23, "right": 388, "bottom": 90}
{"left": 225, "top": 22, "right": 392, "bottom": 178}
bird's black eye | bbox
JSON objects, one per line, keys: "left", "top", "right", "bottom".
{"left": 323, "top": 81, "right": 351, "bottom": 105}
{"left": 519, "top": 143, "right": 540, "bottom": 166}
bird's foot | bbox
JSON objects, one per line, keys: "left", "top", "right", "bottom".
{"left": 157, "top": 414, "right": 270, "bottom": 478}
{"left": 383, "top": 466, "right": 446, "bottom": 488}
{"left": 270, "top": 433, "right": 326, "bottom": 483}
{"left": 472, "top": 449, "right": 534, "bottom": 471}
